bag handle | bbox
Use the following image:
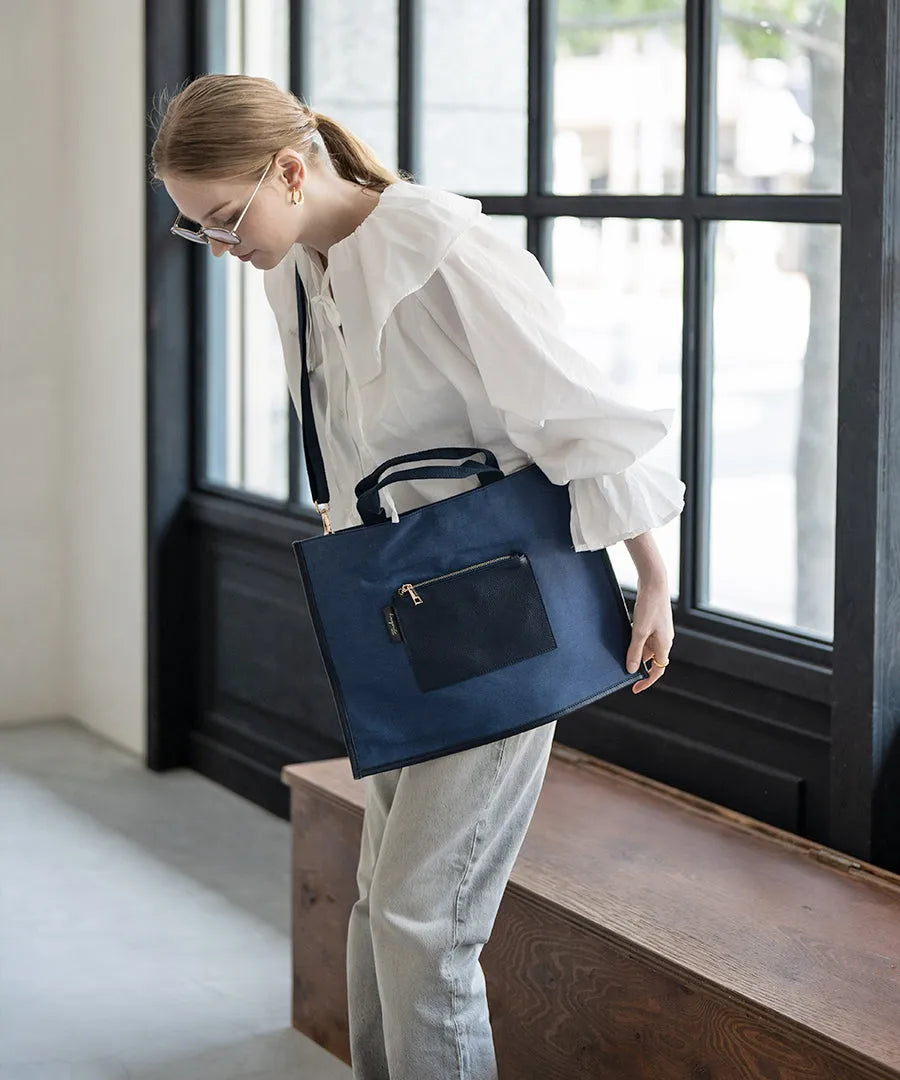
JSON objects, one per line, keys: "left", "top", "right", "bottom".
{"left": 354, "top": 446, "right": 500, "bottom": 499}
{"left": 356, "top": 460, "right": 504, "bottom": 525}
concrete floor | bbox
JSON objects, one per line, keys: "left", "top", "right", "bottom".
{"left": 0, "top": 718, "right": 352, "bottom": 1079}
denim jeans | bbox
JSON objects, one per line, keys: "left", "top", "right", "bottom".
{"left": 345, "top": 721, "right": 557, "bottom": 1080}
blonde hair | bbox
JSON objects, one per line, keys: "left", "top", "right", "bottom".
{"left": 149, "top": 73, "right": 410, "bottom": 193}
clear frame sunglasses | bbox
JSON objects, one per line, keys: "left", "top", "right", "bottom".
{"left": 170, "top": 157, "right": 274, "bottom": 246}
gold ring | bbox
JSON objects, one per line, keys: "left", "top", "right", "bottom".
{"left": 650, "top": 656, "right": 670, "bottom": 669}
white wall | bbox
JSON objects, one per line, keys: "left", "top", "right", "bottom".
{"left": 0, "top": 2, "right": 69, "bottom": 729}
{"left": 0, "top": 0, "right": 146, "bottom": 758}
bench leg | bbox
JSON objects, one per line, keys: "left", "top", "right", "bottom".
{"left": 346, "top": 770, "right": 395, "bottom": 1079}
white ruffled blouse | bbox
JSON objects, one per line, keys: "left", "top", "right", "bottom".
{"left": 262, "top": 179, "right": 685, "bottom": 549}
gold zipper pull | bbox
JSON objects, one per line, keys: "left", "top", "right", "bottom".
{"left": 398, "top": 583, "right": 423, "bottom": 605}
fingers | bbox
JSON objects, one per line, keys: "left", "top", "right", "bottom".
{"left": 630, "top": 642, "right": 672, "bottom": 694}
{"left": 626, "top": 636, "right": 647, "bottom": 674}
{"left": 627, "top": 636, "right": 670, "bottom": 675}
{"left": 632, "top": 664, "right": 664, "bottom": 693}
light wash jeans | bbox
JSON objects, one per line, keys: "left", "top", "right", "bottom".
{"left": 345, "top": 721, "right": 557, "bottom": 1080}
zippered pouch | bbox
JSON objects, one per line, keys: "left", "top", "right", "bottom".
{"left": 383, "top": 551, "right": 558, "bottom": 692}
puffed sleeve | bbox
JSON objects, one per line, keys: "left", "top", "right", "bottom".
{"left": 417, "top": 220, "right": 686, "bottom": 550}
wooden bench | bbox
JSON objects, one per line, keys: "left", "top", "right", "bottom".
{"left": 281, "top": 744, "right": 900, "bottom": 1079}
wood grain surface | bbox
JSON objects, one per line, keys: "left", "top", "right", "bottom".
{"left": 282, "top": 746, "right": 900, "bottom": 1077}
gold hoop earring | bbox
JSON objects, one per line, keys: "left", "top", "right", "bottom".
{"left": 290, "top": 188, "right": 303, "bottom": 206}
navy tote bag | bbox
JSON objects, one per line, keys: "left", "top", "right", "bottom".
{"left": 290, "top": 267, "right": 649, "bottom": 778}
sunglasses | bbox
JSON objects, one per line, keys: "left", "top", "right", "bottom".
{"left": 170, "top": 157, "right": 274, "bottom": 246}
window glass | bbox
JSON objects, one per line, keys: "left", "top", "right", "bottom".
{"left": 308, "top": 0, "right": 399, "bottom": 170}
{"left": 712, "top": 1, "right": 845, "bottom": 194}
{"left": 203, "top": 0, "right": 291, "bottom": 500}
{"left": 421, "top": 0, "right": 528, "bottom": 193}
{"left": 550, "top": 217, "right": 684, "bottom": 595}
{"left": 553, "top": 0, "right": 686, "bottom": 195}
{"left": 707, "top": 220, "right": 839, "bottom": 638}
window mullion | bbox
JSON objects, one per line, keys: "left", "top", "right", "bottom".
{"left": 680, "top": 0, "right": 705, "bottom": 615}
{"left": 527, "top": 0, "right": 552, "bottom": 266}
{"left": 398, "top": 0, "right": 422, "bottom": 179}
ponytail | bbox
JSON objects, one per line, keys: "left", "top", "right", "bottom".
{"left": 312, "top": 109, "right": 412, "bottom": 192}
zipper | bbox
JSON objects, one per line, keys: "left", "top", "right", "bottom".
{"left": 397, "top": 553, "right": 521, "bottom": 606}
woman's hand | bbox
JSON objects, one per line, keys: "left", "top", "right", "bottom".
{"left": 626, "top": 577, "right": 674, "bottom": 693}
{"left": 622, "top": 531, "right": 673, "bottom": 694}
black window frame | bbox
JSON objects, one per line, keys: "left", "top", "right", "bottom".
{"left": 198, "top": 0, "right": 839, "bottom": 673}
{"left": 147, "top": 0, "right": 900, "bottom": 870}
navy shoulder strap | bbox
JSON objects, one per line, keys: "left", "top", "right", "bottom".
{"left": 295, "top": 266, "right": 330, "bottom": 507}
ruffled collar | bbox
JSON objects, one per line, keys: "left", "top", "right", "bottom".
{"left": 292, "top": 180, "right": 483, "bottom": 385}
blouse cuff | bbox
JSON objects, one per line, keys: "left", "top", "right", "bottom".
{"left": 568, "top": 459, "right": 686, "bottom": 550}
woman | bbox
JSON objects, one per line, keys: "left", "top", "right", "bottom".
{"left": 151, "top": 73, "right": 684, "bottom": 1080}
